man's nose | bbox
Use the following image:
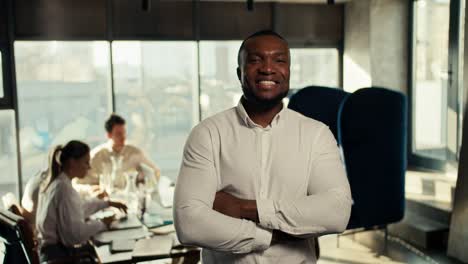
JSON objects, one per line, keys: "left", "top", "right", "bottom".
{"left": 259, "top": 60, "right": 275, "bottom": 74}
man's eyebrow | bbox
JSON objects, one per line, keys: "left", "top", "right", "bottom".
{"left": 247, "top": 50, "right": 289, "bottom": 56}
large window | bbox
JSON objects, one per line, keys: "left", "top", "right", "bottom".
{"left": 199, "top": 41, "right": 242, "bottom": 119}
{"left": 412, "top": 0, "right": 463, "bottom": 164}
{"left": 289, "top": 48, "right": 339, "bottom": 89}
{"left": 15, "top": 41, "right": 112, "bottom": 184}
{"left": 199, "top": 41, "right": 340, "bottom": 119}
{"left": 13, "top": 40, "right": 340, "bottom": 184}
{"left": 0, "top": 110, "right": 19, "bottom": 198}
{"left": 112, "top": 41, "right": 198, "bottom": 181}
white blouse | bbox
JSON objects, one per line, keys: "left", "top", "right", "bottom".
{"left": 36, "top": 172, "right": 109, "bottom": 247}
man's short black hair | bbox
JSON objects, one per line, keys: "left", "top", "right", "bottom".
{"left": 105, "top": 114, "right": 126, "bottom": 133}
{"left": 237, "top": 30, "right": 288, "bottom": 66}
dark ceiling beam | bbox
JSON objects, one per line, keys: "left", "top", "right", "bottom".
{"left": 247, "top": 0, "right": 253, "bottom": 11}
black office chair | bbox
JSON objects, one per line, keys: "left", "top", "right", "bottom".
{"left": 338, "top": 87, "right": 407, "bottom": 231}
{"left": 0, "top": 209, "right": 33, "bottom": 264}
{"left": 289, "top": 86, "right": 407, "bottom": 251}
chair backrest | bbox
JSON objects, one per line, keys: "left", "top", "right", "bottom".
{"left": 0, "top": 209, "right": 33, "bottom": 264}
{"left": 338, "top": 87, "right": 407, "bottom": 229}
{"left": 288, "top": 86, "right": 350, "bottom": 139}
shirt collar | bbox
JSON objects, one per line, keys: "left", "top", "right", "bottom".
{"left": 236, "top": 99, "right": 285, "bottom": 129}
{"left": 58, "top": 172, "right": 71, "bottom": 184}
{"left": 105, "top": 140, "right": 125, "bottom": 154}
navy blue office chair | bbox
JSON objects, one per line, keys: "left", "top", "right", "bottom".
{"left": 289, "top": 86, "right": 407, "bottom": 248}
{"left": 338, "top": 87, "right": 407, "bottom": 230}
{"left": 288, "top": 85, "right": 350, "bottom": 139}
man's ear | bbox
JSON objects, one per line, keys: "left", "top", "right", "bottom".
{"left": 237, "top": 67, "right": 241, "bottom": 81}
{"left": 107, "top": 133, "right": 112, "bottom": 139}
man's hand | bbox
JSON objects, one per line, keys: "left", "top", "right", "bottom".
{"left": 101, "top": 215, "right": 115, "bottom": 229}
{"left": 213, "top": 191, "right": 258, "bottom": 222}
{"left": 108, "top": 200, "right": 128, "bottom": 214}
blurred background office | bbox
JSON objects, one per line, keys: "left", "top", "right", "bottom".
{"left": 1, "top": 0, "right": 468, "bottom": 263}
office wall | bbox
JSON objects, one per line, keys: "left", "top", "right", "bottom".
{"left": 344, "top": 0, "right": 408, "bottom": 94}
{"left": 14, "top": 0, "right": 108, "bottom": 39}
{"left": 276, "top": 4, "right": 343, "bottom": 46}
{"left": 343, "top": 0, "right": 371, "bottom": 92}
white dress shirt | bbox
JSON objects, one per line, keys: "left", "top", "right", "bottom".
{"left": 21, "top": 170, "right": 47, "bottom": 226}
{"left": 174, "top": 101, "right": 353, "bottom": 264}
{"left": 75, "top": 142, "right": 160, "bottom": 189}
{"left": 36, "top": 173, "right": 108, "bottom": 247}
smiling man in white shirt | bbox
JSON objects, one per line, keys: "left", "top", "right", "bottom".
{"left": 174, "top": 30, "right": 352, "bottom": 263}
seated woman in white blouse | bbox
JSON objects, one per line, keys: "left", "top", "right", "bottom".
{"left": 36, "top": 140, "right": 127, "bottom": 262}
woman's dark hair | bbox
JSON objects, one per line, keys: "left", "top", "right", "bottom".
{"left": 42, "top": 140, "right": 90, "bottom": 192}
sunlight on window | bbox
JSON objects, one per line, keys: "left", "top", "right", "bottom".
{"left": 15, "top": 41, "right": 113, "bottom": 185}
{"left": 112, "top": 41, "right": 199, "bottom": 181}
{"left": 413, "top": 0, "right": 450, "bottom": 160}
{"left": 343, "top": 54, "right": 371, "bottom": 93}
{"left": 0, "top": 110, "right": 19, "bottom": 198}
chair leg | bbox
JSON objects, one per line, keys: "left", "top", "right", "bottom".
{"left": 336, "top": 234, "right": 340, "bottom": 248}
{"left": 381, "top": 226, "right": 388, "bottom": 254}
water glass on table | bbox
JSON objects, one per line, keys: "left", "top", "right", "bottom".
{"left": 99, "top": 173, "right": 113, "bottom": 194}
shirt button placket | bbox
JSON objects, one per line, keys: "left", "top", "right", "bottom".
{"left": 260, "top": 131, "right": 267, "bottom": 198}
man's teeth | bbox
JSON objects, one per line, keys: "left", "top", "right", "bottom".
{"left": 259, "top": 81, "right": 276, "bottom": 85}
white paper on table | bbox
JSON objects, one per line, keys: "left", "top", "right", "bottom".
{"left": 93, "top": 227, "right": 151, "bottom": 244}
{"left": 132, "top": 235, "right": 173, "bottom": 258}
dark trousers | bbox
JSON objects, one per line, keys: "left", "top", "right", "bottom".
{"left": 39, "top": 243, "right": 97, "bottom": 264}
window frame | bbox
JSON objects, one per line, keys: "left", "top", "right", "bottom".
{"left": 0, "top": 42, "right": 14, "bottom": 108}
{"left": 408, "top": 0, "right": 465, "bottom": 171}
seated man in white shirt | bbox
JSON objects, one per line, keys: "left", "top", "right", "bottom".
{"left": 174, "top": 30, "right": 353, "bottom": 264}
{"left": 75, "top": 114, "right": 160, "bottom": 190}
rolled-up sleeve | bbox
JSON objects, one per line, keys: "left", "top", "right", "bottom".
{"left": 174, "top": 124, "right": 272, "bottom": 254}
{"left": 82, "top": 198, "right": 109, "bottom": 218}
{"left": 257, "top": 125, "right": 352, "bottom": 237}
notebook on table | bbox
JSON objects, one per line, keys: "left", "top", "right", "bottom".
{"left": 93, "top": 227, "right": 151, "bottom": 244}
{"left": 132, "top": 235, "right": 173, "bottom": 260}
{"left": 110, "top": 214, "right": 142, "bottom": 230}
{"left": 110, "top": 239, "right": 136, "bottom": 253}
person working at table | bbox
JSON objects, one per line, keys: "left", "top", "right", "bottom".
{"left": 36, "top": 140, "right": 127, "bottom": 262}
{"left": 75, "top": 114, "right": 161, "bottom": 190}
{"left": 21, "top": 148, "right": 108, "bottom": 228}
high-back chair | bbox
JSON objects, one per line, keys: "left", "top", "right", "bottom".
{"left": 0, "top": 209, "right": 34, "bottom": 264}
{"left": 338, "top": 87, "right": 407, "bottom": 230}
{"left": 289, "top": 86, "right": 407, "bottom": 244}
{"left": 288, "top": 86, "right": 350, "bottom": 139}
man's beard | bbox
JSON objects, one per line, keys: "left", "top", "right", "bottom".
{"left": 242, "top": 87, "right": 289, "bottom": 109}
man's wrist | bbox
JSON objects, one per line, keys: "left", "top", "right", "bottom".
{"left": 240, "top": 200, "right": 259, "bottom": 223}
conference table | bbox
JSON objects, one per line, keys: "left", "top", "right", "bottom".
{"left": 91, "top": 179, "right": 199, "bottom": 264}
